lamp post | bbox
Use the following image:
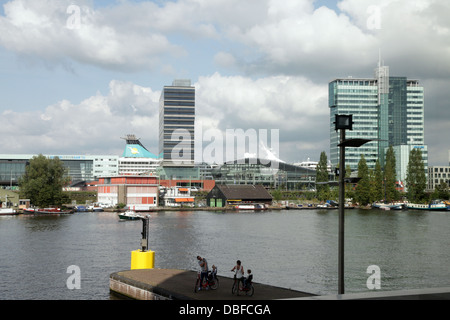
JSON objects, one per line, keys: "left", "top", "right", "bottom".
{"left": 334, "top": 114, "right": 352, "bottom": 295}
{"left": 334, "top": 114, "right": 372, "bottom": 295}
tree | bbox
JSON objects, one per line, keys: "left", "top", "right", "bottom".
{"left": 355, "top": 154, "right": 372, "bottom": 205}
{"left": 316, "top": 151, "right": 330, "bottom": 201}
{"left": 344, "top": 164, "right": 354, "bottom": 200}
{"left": 432, "top": 182, "right": 450, "bottom": 201}
{"left": 373, "top": 159, "right": 384, "bottom": 201}
{"left": 384, "top": 146, "right": 399, "bottom": 202}
{"left": 405, "top": 148, "right": 427, "bottom": 203}
{"left": 19, "top": 154, "right": 70, "bottom": 207}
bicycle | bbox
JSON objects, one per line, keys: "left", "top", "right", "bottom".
{"left": 231, "top": 276, "right": 254, "bottom": 296}
{"left": 194, "top": 271, "right": 219, "bottom": 293}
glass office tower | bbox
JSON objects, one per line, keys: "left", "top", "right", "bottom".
{"left": 159, "top": 79, "right": 195, "bottom": 167}
{"left": 329, "top": 63, "right": 426, "bottom": 173}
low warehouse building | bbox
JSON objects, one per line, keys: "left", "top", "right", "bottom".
{"left": 206, "top": 184, "right": 273, "bottom": 207}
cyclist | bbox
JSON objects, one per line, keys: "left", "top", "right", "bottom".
{"left": 210, "top": 264, "right": 218, "bottom": 281}
{"left": 243, "top": 269, "right": 253, "bottom": 289}
{"left": 197, "top": 256, "right": 209, "bottom": 290}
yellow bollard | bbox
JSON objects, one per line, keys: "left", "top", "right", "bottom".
{"left": 130, "top": 249, "right": 155, "bottom": 270}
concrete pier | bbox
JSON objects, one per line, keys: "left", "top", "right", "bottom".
{"left": 110, "top": 268, "right": 450, "bottom": 300}
{"left": 110, "top": 269, "right": 315, "bottom": 300}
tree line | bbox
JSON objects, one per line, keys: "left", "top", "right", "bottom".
{"left": 316, "top": 146, "right": 432, "bottom": 205}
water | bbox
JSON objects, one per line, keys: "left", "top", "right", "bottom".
{"left": 1, "top": 209, "right": 450, "bottom": 299}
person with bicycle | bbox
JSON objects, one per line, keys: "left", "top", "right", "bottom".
{"left": 197, "top": 256, "right": 209, "bottom": 291}
{"left": 231, "top": 260, "right": 244, "bottom": 286}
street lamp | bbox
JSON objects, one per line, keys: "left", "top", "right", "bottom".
{"left": 334, "top": 114, "right": 371, "bottom": 295}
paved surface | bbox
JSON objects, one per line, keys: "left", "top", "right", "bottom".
{"left": 110, "top": 269, "right": 315, "bottom": 300}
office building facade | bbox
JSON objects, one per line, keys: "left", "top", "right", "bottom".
{"left": 329, "top": 62, "right": 427, "bottom": 175}
{"left": 427, "top": 166, "right": 450, "bottom": 191}
{"left": 159, "top": 79, "right": 195, "bottom": 166}
{"left": 0, "top": 154, "right": 119, "bottom": 187}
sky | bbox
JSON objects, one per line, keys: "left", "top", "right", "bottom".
{"left": 0, "top": 0, "right": 449, "bottom": 166}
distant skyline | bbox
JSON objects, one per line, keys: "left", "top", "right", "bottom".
{"left": 0, "top": 0, "right": 449, "bottom": 165}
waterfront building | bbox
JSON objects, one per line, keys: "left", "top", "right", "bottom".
{"left": 210, "top": 158, "right": 317, "bottom": 190}
{"left": 97, "top": 175, "right": 159, "bottom": 211}
{"left": 159, "top": 79, "right": 195, "bottom": 167}
{"left": 329, "top": 61, "right": 427, "bottom": 178}
{"left": 427, "top": 165, "right": 450, "bottom": 191}
{"left": 160, "top": 186, "right": 195, "bottom": 207}
{"left": 206, "top": 184, "right": 273, "bottom": 207}
{"left": 0, "top": 154, "right": 119, "bottom": 187}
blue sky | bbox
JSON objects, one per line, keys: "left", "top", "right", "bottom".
{"left": 0, "top": 0, "right": 449, "bottom": 166}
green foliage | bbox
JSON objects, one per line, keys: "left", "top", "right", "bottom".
{"left": 373, "top": 160, "right": 383, "bottom": 201}
{"left": 316, "top": 151, "right": 330, "bottom": 201}
{"left": 384, "top": 146, "right": 399, "bottom": 202}
{"left": 354, "top": 154, "right": 372, "bottom": 205}
{"left": 271, "top": 189, "right": 283, "bottom": 201}
{"left": 19, "top": 154, "right": 70, "bottom": 207}
{"left": 431, "top": 182, "right": 450, "bottom": 200}
{"left": 406, "top": 148, "right": 427, "bottom": 203}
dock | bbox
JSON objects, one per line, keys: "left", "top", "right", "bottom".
{"left": 110, "top": 269, "right": 315, "bottom": 300}
{"left": 110, "top": 269, "right": 450, "bottom": 301}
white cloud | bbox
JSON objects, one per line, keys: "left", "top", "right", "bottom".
{"left": 0, "top": 80, "right": 161, "bottom": 155}
{"left": 0, "top": 0, "right": 449, "bottom": 164}
{"left": 195, "top": 73, "right": 329, "bottom": 161}
{"left": 0, "top": 0, "right": 183, "bottom": 71}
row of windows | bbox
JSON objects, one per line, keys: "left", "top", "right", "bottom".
{"left": 164, "top": 101, "right": 195, "bottom": 106}
{"left": 164, "top": 110, "right": 195, "bottom": 115}
{"left": 430, "top": 167, "right": 450, "bottom": 173}
{"left": 163, "top": 120, "right": 195, "bottom": 125}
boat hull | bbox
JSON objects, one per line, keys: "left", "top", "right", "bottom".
{"left": 118, "top": 211, "right": 142, "bottom": 220}
{"left": 23, "top": 208, "right": 73, "bottom": 214}
{"left": 405, "top": 203, "right": 450, "bottom": 211}
{"left": 0, "top": 208, "right": 18, "bottom": 216}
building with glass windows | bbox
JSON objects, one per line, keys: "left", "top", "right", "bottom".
{"left": 0, "top": 154, "right": 119, "bottom": 187}
{"left": 329, "top": 62, "right": 427, "bottom": 178}
{"left": 210, "top": 158, "right": 317, "bottom": 190}
{"left": 159, "top": 79, "right": 195, "bottom": 167}
{"left": 427, "top": 165, "right": 450, "bottom": 191}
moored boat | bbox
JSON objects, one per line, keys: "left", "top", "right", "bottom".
{"left": 75, "top": 205, "right": 88, "bottom": 212}
{"left": 118, "top": 210, "right": 142, "bottom": 220}
{"left": 404, "top": 200, "right": 450, "bottom": 211}
{"left": 234, "top": 203, "right": 267, "bottom": 210}
{"left": 0, "top": 207, "right": 18, "bottom": 216}
{"left": 0, "top": 195, "right": 19, "bottom": 215}
{"left": 372, "top": 202, "right": 403, "bottom": 210}
{"left": 23, "top": 208, "right": 73, "bottom": 214}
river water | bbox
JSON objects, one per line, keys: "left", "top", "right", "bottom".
{"left": 1, "top": 208, "right": 449, "bottom": 300}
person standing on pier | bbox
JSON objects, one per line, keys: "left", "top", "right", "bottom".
{"left": 197, "top": 256, "right": 209, "bottom": 290}
{"left": 231, "top": 260, "right": 244, "bottom": 285}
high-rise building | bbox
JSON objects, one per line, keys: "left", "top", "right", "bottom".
{"left": 329, "top": 61, "right": 427, "bottom": 175}
{"left": 159, "top": 79, "right": 195, "bottom": 167}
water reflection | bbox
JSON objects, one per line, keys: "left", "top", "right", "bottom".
{"left": 1, "top": 209, "right": 450, "bottom": 299}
